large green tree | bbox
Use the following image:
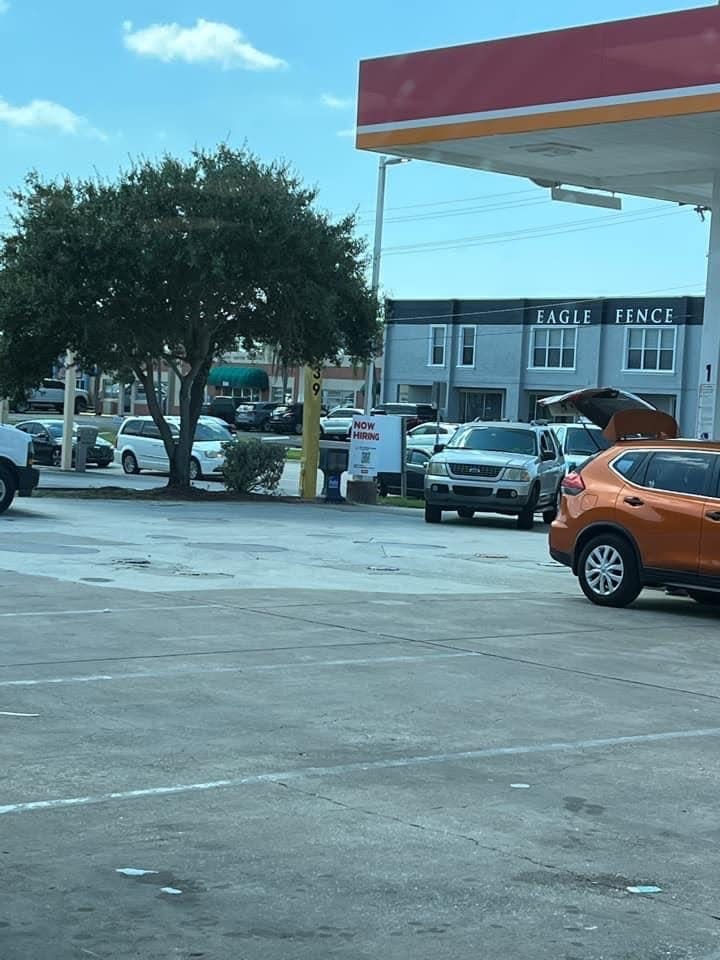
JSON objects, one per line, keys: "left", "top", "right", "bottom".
{"left": 0, "top": 146, "right": 378, "bottom": 486}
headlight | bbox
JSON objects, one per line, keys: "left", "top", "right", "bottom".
{"left": 503, "top": 467, "right": 531, "bottom": 482}
{"left": 204, "top": 449, "right": 222, "bottom": 459}
{"left": 427, "top": 460, "right": 449, "bottom": 477}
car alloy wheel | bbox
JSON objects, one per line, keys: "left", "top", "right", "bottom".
{"left": 52, "top": 447, "right": 62, "bottom": 467}
{"left": 189, "top": 458, "right": 201, "bottom": 481}
{"left": 577, "top": 534, "right": 641, "bottom": 608}
{"left": 585, "top": 545, "right": 624, "bottom": 596}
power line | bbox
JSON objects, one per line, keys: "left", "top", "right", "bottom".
{"left": 358, "top": 196, "right": 552, "bottom": 227}
{"left": 358, "top": 186, "right": 539, "bottom": 217}
{"left": 382, "top": 205, "right": 691, "bottom": 257}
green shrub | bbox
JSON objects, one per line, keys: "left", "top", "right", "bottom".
{"left": 222, "top": 438, "right": 286, "bottom": 494}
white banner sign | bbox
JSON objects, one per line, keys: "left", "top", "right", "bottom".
{"left": 349, "top": 415, "right": 402, "bottom": 478}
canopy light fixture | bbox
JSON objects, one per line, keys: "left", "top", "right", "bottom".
{"left": 551, "top": 186, "right": 622, "bottom": 210}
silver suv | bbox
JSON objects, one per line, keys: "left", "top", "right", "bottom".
{"left": 424, "top": 421, "right": 565, "bottom": 529}
{"left": 14, "top": 378, "right": 89, "bottom": 414}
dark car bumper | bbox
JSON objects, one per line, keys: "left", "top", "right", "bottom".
{"left": 17, "top": 466, "right": 40, "bottom": 497}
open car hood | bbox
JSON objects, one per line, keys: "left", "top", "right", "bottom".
{"left": 539, "top": 388, "right": 678, "bottom": 442}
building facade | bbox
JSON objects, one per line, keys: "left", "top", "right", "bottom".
{"left": 382, "top": 296, "right": 705, "bottom": 436}
{"left": 209, "top": 344, "right": 368, "bottom": 409}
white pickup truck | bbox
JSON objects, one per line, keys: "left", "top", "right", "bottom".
{"left": 0, "top": 424, "right": 39, "bottom": 514}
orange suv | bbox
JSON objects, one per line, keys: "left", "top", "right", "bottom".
{"left": 541, "top": 388, "right": 720, "bottom": 608}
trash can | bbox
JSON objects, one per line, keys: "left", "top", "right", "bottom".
{"left": 319, "top": 445, "right": 349, "bottom": 503}
{"left": 75, "top": 425, "right": 98, "bottom": 472}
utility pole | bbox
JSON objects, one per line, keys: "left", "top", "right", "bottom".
{"left": 364, "top": 156, "right": 410, "bottom": 414}
{"left": 61, "top": 351, "right": 77, "bottom": 470}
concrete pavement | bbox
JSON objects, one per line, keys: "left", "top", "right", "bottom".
{"left": 2, "top": 496, "right": 720, "bottom": 959}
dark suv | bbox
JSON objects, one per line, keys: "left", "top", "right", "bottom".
{"left": 235, "top": 402, "right": 278, "bottom": 431}
{"left": 204, "top": 396, "right": 242, "bottom": 426}
{"left": 268, "top": 402, "right": 304, "bottom": 435}
{"left": 371, "top": 403, "right": 438, "bottom": 432}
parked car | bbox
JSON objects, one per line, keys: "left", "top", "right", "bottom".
{"left": 551, "top": 422, "right": 610, "bottom": 473}
{"left": 542, "top": 387, "right": 720, "bottom": 609}
{"left": 235, "top": 401, "right": 279, "bottom": 432}
{"left": 268, "top": 402, "right": 304, "bottom": 435}
{"left": 377, "top": 446, "right": 431, "bottom": 498}
{"left": 13, "top": 378, "right": 89, "bottom": 414}
{"left": 105, "top": 383, "right": 167, "bottom": 414}
{"left": 320, "top": 407, "right": 363, "bottom": 440}
{"left": 406, "top": 422, "right": 460, "bottom": 449}
{"left": 371, "top": 403, "right": 438, "bottom": 432}
{"left": 116, "top": 416, "right": 229, "bottom": 480}
{"left": 204, "top": 396, "right": 244, "bottom": 426}
{"left": 15, "top": 419, "right": 114, "bottom": 467}
{"left": 424, "top": 421, "right": 565, "bottom": 528}
{"left": 0, "top": 424, "right": 38, "bottom": 514}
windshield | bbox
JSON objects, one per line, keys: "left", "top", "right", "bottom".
{"left": 449, "top": 426, "right": 537, "bottom": 456}
{"left": 565, "top": 428, "right": 611, "bottom": 456}
{"left": 47, "top": 424, "right": 64, "bottom": 438}
{"left": 329, "top": 409, "right": 358, "bottom": 419}
{"left": 194, "top": 422, "right": 230, "bottom": 442}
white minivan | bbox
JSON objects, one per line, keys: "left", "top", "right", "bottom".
{"left": 116, "top": 416, "right": 229, "bottom": 480}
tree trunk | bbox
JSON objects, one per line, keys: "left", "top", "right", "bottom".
{"left": 167, "top": 357, "right": 212, "bottom": 488}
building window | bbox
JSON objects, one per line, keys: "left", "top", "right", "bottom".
{"left": 458, "top": 390, "right": 504, "bottom": 422}
{"left": 625, "top": 328, "right": 676, "bottom": 372}
{"left": 428, "top": 325, "right": 446, "bottom": 366}
{"left": 457, "top": 326, "right": 476, "bottom": 367}
{"left": 529, "top": 328, "right": 577, "bottom": 370}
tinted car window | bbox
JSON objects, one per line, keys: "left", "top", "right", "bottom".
{"left": 122, "top": 420, "right": 143, "bottom": 436}
{"left": 565, "top": 428, "right": 610, "bottom": 456}
{"left": 408, "top": 450, "right": 429, "bottom": 465}
{"left": 640, "top": 452, "right": 714, "bottom": 497}
{"left": 612, "top": 451, "right": 647, "bottom": 479}
{"left": 142, "top": 423, "right": 162, "bottom": 439}
{"left": 449, "top": 426, "right": 537, "bottom": 456}
{"left": 194, "top": 423, "right": 229, "bottom": 442}
{"left": 47, "top": 424, "right": 64, "bottom": 438}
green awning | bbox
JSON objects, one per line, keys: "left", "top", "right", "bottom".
{"left": 207, "top": 366, "right": 269, "bottom": 390}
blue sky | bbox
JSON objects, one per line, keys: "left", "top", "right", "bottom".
{"left": 0, "top": 0, "right": 712, "bottom": 301}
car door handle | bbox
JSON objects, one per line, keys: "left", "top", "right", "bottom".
{"left": 706, "top": 511, "right": 720, "bottom": 522}
{"left": 624, "top": 496, "right": 645, "bottom": 507}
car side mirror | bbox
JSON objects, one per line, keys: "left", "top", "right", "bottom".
{"left": 433, "top": 444, "right": 445, "bottom": 454}
{"left": 541, "top": 450, "right": 555, "bottom": 462}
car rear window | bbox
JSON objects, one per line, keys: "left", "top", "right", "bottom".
{"left": 611, "top": 450, "right": 647, "bottom": 480}
{"left": 566, "top": 428, "right": 611, "bottom": 456}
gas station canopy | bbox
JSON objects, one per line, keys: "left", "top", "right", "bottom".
{"left": 357, "top": 5, "right": 720, "bottom": 207}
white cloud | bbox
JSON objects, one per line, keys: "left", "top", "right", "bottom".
{"left": 336, "top": 128, "right": 356, "bottom": 139}
{"left": 122, "top": 18, "right": 286, "bottom": 71}
{"left": 321, "top": 93, "right": 352, "bottom": 110}
{"left": 0, "top": 97, "right": 105, "bottom": 139}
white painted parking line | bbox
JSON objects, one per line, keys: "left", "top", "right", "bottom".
{"left": 1, "top": 726, "right": 718, "bottom": 816}
{"left": 0, "top": 604, "right": 219, "bottom": 619}
{"left": 0, "top": 651, "right": 478, "bottom": 688}
{"left": 0, "top": 711, "right": 39, "bottom": 717}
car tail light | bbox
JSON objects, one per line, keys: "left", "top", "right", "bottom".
{"left": 562, "top": 471, "right": 585, "bottom": 496}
